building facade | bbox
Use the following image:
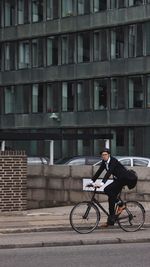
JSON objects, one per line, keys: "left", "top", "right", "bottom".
{"left": 0, "top": 0, "right": 150, "bottom": 159}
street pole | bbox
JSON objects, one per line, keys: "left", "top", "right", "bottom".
{"left": 49, "top": 140, "right": 54, "bottom": 165}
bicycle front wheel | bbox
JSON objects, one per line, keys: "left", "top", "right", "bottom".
{"left": 117, "top": 201, "right": 145, "bottom": 232}
{"left": 70, "top": 201, "right": 100, "bottom": 234}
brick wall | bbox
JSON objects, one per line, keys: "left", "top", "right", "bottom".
{"left": 0, "top": 151, "right": 27, "bottom": 212}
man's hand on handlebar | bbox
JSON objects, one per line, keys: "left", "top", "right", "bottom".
{"left": 86, "top": 180, "right": 100, "bottom": 188}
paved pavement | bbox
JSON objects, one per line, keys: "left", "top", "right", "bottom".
{"left": 0, "top": 202, "right": 149, "bottom": 249}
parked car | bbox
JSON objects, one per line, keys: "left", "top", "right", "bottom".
{"left": 94, "top": 156, "right": 150, "bottom": 167}
{"left": 27, "top": 157, "right": 49, "bottom": 165}
{"left": 55, "top": 156, "right": 101, "bottom": 165}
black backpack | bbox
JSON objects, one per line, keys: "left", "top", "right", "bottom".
{"left": 127, "top": 170, "right": 138, "bottom": 190}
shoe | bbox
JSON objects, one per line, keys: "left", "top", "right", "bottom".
{"left": 116, "top": 205, "right": 125, "bottom": 215}
{"left": 101, "top": 215, "right": 115, "bottom": 227}
{"left": 101, "top": 221, "right": 114, "bottom": 227}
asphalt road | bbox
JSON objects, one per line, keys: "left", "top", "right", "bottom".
{"left": 0, "top": 243, "right": 150, "bottom": 267}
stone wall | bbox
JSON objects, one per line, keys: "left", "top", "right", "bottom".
{"left": 0, "top": 151, "right": 27, "bottom": 212}
{"left": 27, "top": 165, "right": 150, "bottom": 209}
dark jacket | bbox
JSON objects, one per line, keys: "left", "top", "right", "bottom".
{"left": 92, "top": 156, "right": 129, "bottom": 184}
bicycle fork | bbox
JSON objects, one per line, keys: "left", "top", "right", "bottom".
{"left": 83, "top": 203, "right": 91, "bottom": 219}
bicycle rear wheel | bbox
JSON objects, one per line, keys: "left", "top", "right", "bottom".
{"left": 70, "top": 201, "right": 100, "bottom": 234}
{"left": 117, "top": 201, "right": 145, "bottom": 232}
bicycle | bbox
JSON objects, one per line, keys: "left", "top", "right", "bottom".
{"left": 70, "top": 184, "right": 145, "bottom": 234}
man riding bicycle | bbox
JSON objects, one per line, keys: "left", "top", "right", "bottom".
{"left": 89, "top": 148, "right": 137, "bottom": 227}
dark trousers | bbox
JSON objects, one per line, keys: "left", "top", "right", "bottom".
{"left": 104, "top": 179, "right": 126, "bottom": 218}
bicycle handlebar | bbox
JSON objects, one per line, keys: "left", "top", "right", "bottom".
{"left": 86, "top": 184, "right": 100, "bottom": 188}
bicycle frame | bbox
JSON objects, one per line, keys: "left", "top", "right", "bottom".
{"left": 90, "top": 188, "right": 110, "bottom": 217}
{"left": 89, "top": 187, "right": 127, "bottom": 220}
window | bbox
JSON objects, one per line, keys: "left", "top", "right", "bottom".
{"left": 0, "top": 87, "right": 2, "bottom": 114}
{"left": 18, "top": 0, "right": 29, "bottom": 24}
{"left": 133, "top": 159, "right": 149, "bottom": 167}
{"left": 0, "top": 43, "right": 2, "bottom": 70}
{"left": 61, "top": 0, "right": 74, "bottom": 17}
{"left": 94, "top": 29, "right": 107, "bottom": 61}
{"left": 93, "top": 0, "right": 107, "bottom": 12}
{"left": 118, "top": 0, "right": 126, "bottom": 8}
{"left": 4, "top": 86, "right": 15, "bottom": 114}
{"left": 47, "top": 83, "right": 59, "bottom": 113}
{"left": 94, "top": 128, "right": 109, "bottom": 155}
{"left": 62, "top": 129, "right": 77, "bottom": 158}
{"left": 15, "top": 85, "right": 30, "bottom": 113}
{"left": 32, "top": 84, "right": 44, "bottom": 113}
{"left": 77, "top": 80, "right": 91, "bottom": 111}
{"left": 4, "top": 42, "right": 15, "bottom": 70}
{"left": 46, "top": 0, "right": 59, "bottom": 20}
{"left": 111, "top": 77, "right": 126, "bottom": 109}
{"left": 31, "top": 38, "right": 44, "bottom": 67}
{"left": 111, "top": 128, "right": 127, "bottom": 155}
{"left": 128, "top": 25, "right": 136, "bottom": 57}
{"left": 128, "top": 24, "right": 143, "bottom": 57}
{"left": 77, "top": 32, "right": 90, "bottom": 62}
{"left": 61, "top": 34, "right": 75, "bottom": 64}
{"left": 128, "top": 0, "right": 144, "bottom": 6}
{"left": 4, "top": 0, "right": 15, "bottom": 27}
{"left": 32, "top": 0, "right": 43, "bottom": 22}
{"left": 4, "top": 85, "right": 30, "bottom": 114}
{"left": 128, "top": 76, "right": 144, "bottom": 108}
{"left": 116, "top": 128, "right": 125, "bottom": 152}
{"left": 77, "top": 0, "right": 90, "bottom": 15}
{"left": 94, "top": 79, "right": 108, "bottom": 110}
{"left": 119, "top": 159, "right": 131, "bottom": 166}
{"left": 110, "top": 0, "right": 116, "bottom": 8}
{"left": 62, "top": 82, "right": 75, "bottom": 111}
{"left": 110, "top": 0, "right": 126, "bottom": 8}
{"left": 0, "top": 1, "right": 2, "bottom": 27}
{"left": 111, "top": 27, "right": 125, "bottom": 59}
{"left": 146, "top": 76, "right": 150, "bottom": 108}
{"left": 47, "top": 36, "right": 58, "bottom": 65}
{"left": 18, "top": 40, "right": 30, "bottom": 69}
{"left": 145, "top": 22, "right": 150, "bottom": 55}
{"left": 136, "top": 24, "right": 143, "bottom": 57}
{"left": 129, "top": 128, "right": 134, "bottom": 155}
{"left": 77, "top": 129, "right": 92, "bottom": 155}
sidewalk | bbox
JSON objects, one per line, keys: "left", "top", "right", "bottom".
{"left": 0, "top": 202, "right": 150, "bottom": 233}
{"left": 0, "top": 202, "right": 149, "bottom": 249}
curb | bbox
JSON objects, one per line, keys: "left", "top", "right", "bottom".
{"left": 0, "top": 226, "right": 72, "bottom": 234}
{"left": 0, "top": 237, "right": 150, "bottom": 250}
{"left": 0, "top": 223, "right": 149, "bottom": 234}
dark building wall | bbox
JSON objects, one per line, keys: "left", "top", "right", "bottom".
{"left": 0, "top": 1, "right": 150, "bottom": 158}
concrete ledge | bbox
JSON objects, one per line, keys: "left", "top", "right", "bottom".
{"left": 27, "top": 165, "right": 150, "bottom": 208}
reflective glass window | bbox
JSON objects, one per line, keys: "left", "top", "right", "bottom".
{"left": 47, "top": 83, "right": 59, "bottom": 113}
{"left": 62, "top": 82, "right": 75, "bottom": 111}
{"left": 128, "top": 76, "right": 144, "bottom": 108}
{"left": 94, "top": 79, "right": 108, "bottom": 110}
{"left": 18, "top": 40, "right": 30, "bottom": 69}
{"left": 47, "top": 36, "right": 58, "bottom": 66}
{"left": 32, "top": 84, "right": 44, "bottom": 113}
{"left": 77, "top": 80, "right": 91, "bottom": 111}
{"left": 77, "top": 32, "right": 90, "bottom": 63}
{"left": 32, "top": 0, "right": 43, "bottom": 22}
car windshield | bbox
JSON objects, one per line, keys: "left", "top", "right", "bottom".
{"left": 55, "top": 158, "right": 71, "bottom": 164}
{"left": 27, "top": 157, "right": 49, "bottom": 164}
{"left": 68, "top": 158, "right": 85, "bottom": 165}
